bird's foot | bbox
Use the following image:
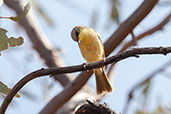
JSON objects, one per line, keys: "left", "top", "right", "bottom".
{"left": 82, "top": 63, "right": 89, "bottom": 72}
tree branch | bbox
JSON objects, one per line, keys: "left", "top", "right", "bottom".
{"left": 122, "top": 58, "right": 171, "bottom": 114}
{"left": 4, "top": 0, "right": 71, "bottom": 87}
{"left": 120, "top": 13, "right": 171, "bottom": 53}
{"left": 104, "top": 0, "right": 159, "bottom": 56}
{"left": 107, "top": 13, "right": 171, "bottom": 77}
{"left": 0, "top": 47, "right": 171, "bottom": 114}
{"left": 74, "top": 100, "right": 117, "bottom": 114}
{"left": 40, "top": 0, "right": 159, "bottom": 113}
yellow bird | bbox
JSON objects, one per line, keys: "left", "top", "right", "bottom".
{"left": 71, "top": 26, "right": 113, "bottom": 95}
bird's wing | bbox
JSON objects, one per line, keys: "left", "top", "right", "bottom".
{"left": 97, "top": 34, "right": 105, "bottom": 58}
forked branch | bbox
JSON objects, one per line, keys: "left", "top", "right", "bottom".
{"left": 0, "top": 47, "right": 171, "bottom": 114}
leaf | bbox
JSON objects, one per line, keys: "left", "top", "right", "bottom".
{"left": 0, "top": 81, "right": 20, "bottom": 98}
{"left": 9, "top": 2, "right": 31, "bottom": 22}
{"left": 110, "top": 0, "right": 119, "bottom": 23}
{"left": 142, "top": 80, "right": 151, "bottom": 96}
{"left": 111, "top": 5, "right": 119, "bottom": 23}
{"left": 8, "top": 37, "right": 24, "bottom": 47}
{"left": 0, "top": 28, "right": 24, "bottom": 55}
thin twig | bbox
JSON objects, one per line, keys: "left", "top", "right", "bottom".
{"left": 4, "top": 0, "right": 71, "bottom": 87}
{"left": 122, "top": 59, "right": 171, "bottom": 114}
{"left": 0, "top": 47, "right": 171, "bottom": 114}
{"left": 130, "top": 31, "right": 137, "bottom": 46}
{"left": 40, "top": 0, "right": 159, "bottom": 113}
{"left": 107, "top": 13, "right": 171, "bottom": 78}
{"left": 120, "top": 13, "right": 171, "bottom": 53}
{"left": 104, "top": 0, "right": 159, "bottom": 56}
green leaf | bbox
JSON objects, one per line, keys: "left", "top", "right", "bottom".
{"left": 111, "top": 2, "right": 119, "bottom": 23}
{"left": 0, "top": 81, "right": 20, "bottom": 98}
{"left": 8, "top": 37, "right": 24, "bottom": 47}
{"left": 0, "top": 28, "right": 24, "bottom": 55}
{"left": 142, "top": 80, "right": 151, "bottom": 96}
{"left": 111, "top": 5, "right": 119, "bottom": 23}
{"left": 110, "top": 0, "right": 120, "bottom": 24}
{"left": 9, "top": 2, "right": 31, "bottom": 21}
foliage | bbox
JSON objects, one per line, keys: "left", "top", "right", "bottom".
{"left": 0, "top": 28, "right": 24, "bottom": 55}
{"left": 0, "top": 2, "right": 31, "bottom": 55}
{"left": 110, "top": 0, "right": 120, "bottom": 23}
{"left": 0, "top": 2, "right": 30, "bottom": 97}
{"left": 9, "top": 2, "right": 31, "bottom": 21}
{"left": 0, "top": 81, "right": 20, "bottom": 98}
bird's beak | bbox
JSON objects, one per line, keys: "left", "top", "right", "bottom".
{"left": 77, "top": 39, "right": 80, "bottom": 44}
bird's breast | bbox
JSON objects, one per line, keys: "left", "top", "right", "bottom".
{"left": 79, "top": 38, "right": 103, "bottom": 63}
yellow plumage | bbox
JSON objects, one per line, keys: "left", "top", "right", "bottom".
{"left": 71, "top": 26, "right": 113, "bottom": 95}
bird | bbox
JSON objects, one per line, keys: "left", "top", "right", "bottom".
{"left": 71, "top": 26, "right": 113, "bottom": 95}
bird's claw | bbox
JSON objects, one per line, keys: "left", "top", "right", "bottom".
{"left": 82, "top": 63, "right": 89, "bottom": 72}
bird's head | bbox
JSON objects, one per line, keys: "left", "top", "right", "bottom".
{"left": 71, "top": 26, "right": 85, "bottom": 43}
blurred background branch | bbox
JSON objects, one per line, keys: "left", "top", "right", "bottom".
{"left": 36, "top": 0, "right": 160, "bottom": 113}
{"left": 107, "top": 13, "right": 171, "bottom": 77}
{"left": 123, "top": 59, "right": 171, "bottom": 114}
{"left": 0, "top": 0, "right": 170, "bottom": 113}
{"left": 1, "top": 46, "right": 171, "bottom": 114}
{"left": 4, "top": 0, "right": 71, "bottom": 87}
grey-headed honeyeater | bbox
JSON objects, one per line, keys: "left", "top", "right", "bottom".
{"left": 71, "top": 26, "right": 113, "bottom": 95}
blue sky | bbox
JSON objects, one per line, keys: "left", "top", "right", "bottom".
{"left": 0, "top": 0, "right": 171, "bottom": 114}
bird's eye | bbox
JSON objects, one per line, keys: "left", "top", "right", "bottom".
{"left": 71, "top": 27, "right": 80, "bottom": 42}
{"left": 75, "top": 29, "right": 79, "bottom": 37}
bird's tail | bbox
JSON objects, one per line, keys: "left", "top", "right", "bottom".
{"left": 94, "top": 67, "right": 113, "bottom": 95}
